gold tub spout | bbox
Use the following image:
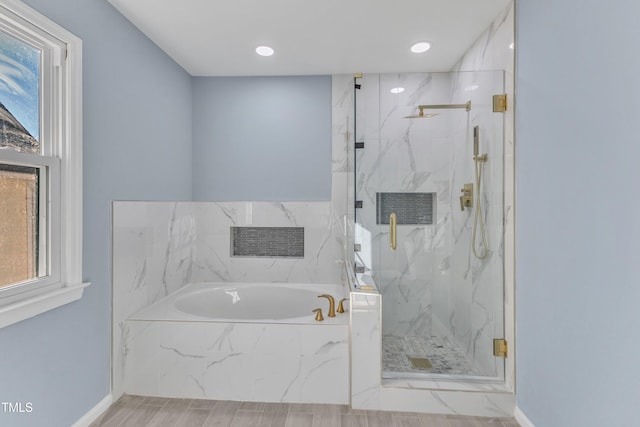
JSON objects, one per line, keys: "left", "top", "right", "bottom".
{"left": 318, "top": 294, "right": 336, "bottom": 317}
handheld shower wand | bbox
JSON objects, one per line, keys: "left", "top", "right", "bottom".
{"left": 473, "top": 125, "right": 479, "bottom": 158}
{"left": 472, "top": 126, "right": 489, "bottom": 259}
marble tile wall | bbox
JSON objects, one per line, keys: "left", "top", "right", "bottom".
{"left": 113, "top": 202, "right": 347, "bottom": 399}
{"left": 122, "top": 320, "right": 350, "bottom": 404}
{"left": 112, "top": 201, "right": 196, "bottom": 398}
{"left": 354, "top": 70, "right": 505, "bottom": 346}
{"left": 351, "top": 2, "right": 514, "bottom": 378}
{"left": 350, "top": 290, "right": 382, "bottom": 409}
{"left": 354, "top": 72, "right": 452, "bottom": 338}
{"left": 435, "top": 1, "right": 515, "bottom": 376}
{"left": 190, "top": 201, "right": 345, "bottom": 284}
{"left": 349, "top": 3, "right": 516, "bottom": 407}
{"left": 427, "top": 69, "right": 506, "bottom": 378}
{"left": 350, "top": 283, "right": 515, "bottom": 416}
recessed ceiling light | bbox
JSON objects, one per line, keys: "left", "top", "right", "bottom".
{"left": 410, "top": 41, "right": 431, "bottom": 54}
{"left": 509, "top": 42, "right": 515, "bottom": 50}
{"left": 390, "top": 87, "right": 405, "bottom": 94}
{"left": 256, "top": 45, "right": 274, "bottom": 56}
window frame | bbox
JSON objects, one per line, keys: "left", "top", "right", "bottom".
{"left": 0, "top": 0, "right": 87, "bottom": 328}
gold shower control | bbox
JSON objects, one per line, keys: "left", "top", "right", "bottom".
{"left": 460, "top": 183, "right": 473, "bottom": 210}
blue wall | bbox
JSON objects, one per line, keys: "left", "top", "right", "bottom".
{"left": 0, "top": 0, "right": 193, "bottom": 426}
{"left": 11, "top": 0, "right": 640, "bottom": 425}
{"left": 516, "top": 0, "right": 640, "bottom": 425}
{"left": 192, "top": 76, "right": 332, "bottom": 201}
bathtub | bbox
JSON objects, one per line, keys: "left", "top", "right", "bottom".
{"left": 130, "top": 282, "right": 348, "bottom": 324}
{"left": 122, "top": 282, "right": 350, "bottom": 404}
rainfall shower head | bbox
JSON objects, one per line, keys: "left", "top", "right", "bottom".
{"left": 404, "top": 101, "right": 472, "bottom": 119}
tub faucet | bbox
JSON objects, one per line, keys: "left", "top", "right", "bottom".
{"left": 318, "top": 294, "right": 336, "bottom": 317}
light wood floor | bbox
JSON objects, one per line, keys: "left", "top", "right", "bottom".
{"left": 90, "top": 395, "right": 520, "bottom": 427}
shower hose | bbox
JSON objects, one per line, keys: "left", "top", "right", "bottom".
{"left": 472, "top": 156, "right": 489, "bottom": 259}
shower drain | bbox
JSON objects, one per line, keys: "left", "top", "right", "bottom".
{"left": 408, "top": 356, "right": 433, "bottom": 370}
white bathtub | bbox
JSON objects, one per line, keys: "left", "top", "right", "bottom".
{"left": 130, "top": 282, "right": 348, "bottom": 323}
{"left": 122, "top": 282, "right": 350, "bottom": 404}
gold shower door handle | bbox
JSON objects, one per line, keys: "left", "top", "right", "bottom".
{"left": 389, "top": 212, "right": 397, "bottom": 251}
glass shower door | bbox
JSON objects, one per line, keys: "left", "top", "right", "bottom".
{"left": 354, "top": 71, "right": 506, "bottom": 380}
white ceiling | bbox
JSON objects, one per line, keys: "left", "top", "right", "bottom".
{"left": 107, "top": 0, "right": 512, "bottom": 76}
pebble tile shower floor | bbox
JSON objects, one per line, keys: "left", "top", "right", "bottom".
{"left": 90, "top": 395, "right": 520, "bottom": 427}
{"left": 382, "top": 335, "right": 478, "bottom": 375}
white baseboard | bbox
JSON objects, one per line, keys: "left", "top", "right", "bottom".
{"left": 71, "top": 394, "right": 113, "bottom": 427}
{"left": 514, "top": 406, "right": 536, "bottom": 427}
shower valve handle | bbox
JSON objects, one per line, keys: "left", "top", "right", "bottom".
{"left": 460, "top": 183, "right": 474, "bottom": 210}
{"left": 312, "top": 308, "right": 324, "bottom": 322}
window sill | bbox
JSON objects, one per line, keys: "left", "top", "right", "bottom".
{"left": 0, "top": 282, "right": 90, "bottom": 329}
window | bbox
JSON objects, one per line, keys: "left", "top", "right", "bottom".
{"left": 0, "top": 0, "right": 86, "bottom": 328}
{"left": 0, "top": 164, "right": 41, "bottom": 287}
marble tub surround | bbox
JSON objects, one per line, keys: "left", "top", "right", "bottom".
{"left": 191, "top": 201, "right": 345, "bottom": 284}
{"left": 112, "top": 201, "right": 348, "bottom": 399}
{"left": 112, "top": 202, "right": 195, "bottom": 322}
{"left": 112, "top": 74, "right": 352, "bottom": 402}
{"left": 112, "top": 202, "right": 195, "bottom": 399}
{"left": 123, "top": 312, "right": 349, "bottom": 403}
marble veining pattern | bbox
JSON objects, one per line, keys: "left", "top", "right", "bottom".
{"left": 112, "top": 202, "right": 196, "bottom": 399}
{"left": 349, "top": 2, "right": 515, "bottom": 417}
{"left": 191, "top": 201, "right": 345, "bottom": 285}
{"left": 123, "top": 320, "right": 350, "bottom": 404}
{"left": 352, "top": 3, "right": 514, "bottom": 378}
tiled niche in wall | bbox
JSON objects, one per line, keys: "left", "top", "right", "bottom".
{"left": 231, "top": 226, "right": 304, "bottom": 258}
{"left": 376, "top": 192, "right": 435, "bottom": 225}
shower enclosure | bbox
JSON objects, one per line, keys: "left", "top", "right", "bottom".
{"left": 353, "top": 71, "right": 506, "bottom": 380}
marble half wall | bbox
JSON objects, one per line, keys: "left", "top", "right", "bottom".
{"left": 112, "top": 201, "right": 195, "bottom": 398}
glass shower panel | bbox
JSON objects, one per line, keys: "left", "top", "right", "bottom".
{"left": 354, "top": 71, "right": 505, "bottom": 380}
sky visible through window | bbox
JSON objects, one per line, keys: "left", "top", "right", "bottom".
{"left": 0, "top": 29, "right": 40, "bottom": 142}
